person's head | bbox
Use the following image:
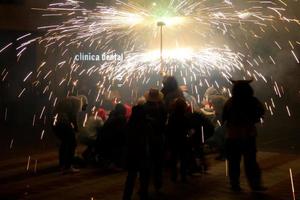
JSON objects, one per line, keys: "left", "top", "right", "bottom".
{"left": 136, "top": 96, "right": 146, "bottom": 105}
{"left": 130, "top": 104, "right": 146, "bottom": 122}
{"left": 97, "top": 107, "right": 107, "bottom": 121}
{"left": 78, "top": 95, "right": 88, "bottom": 111}
{"left": 205, "top": 86, "right": 220, "bottom": 97}
{"left": 114, "top": 103, "right": 127, "bottom": 116}
{"left": 179, "top": 85, "right": 188, "bottom": 92}
{"left": 171, "top": 97, "right": 188, "bottom": 115}
{"left": 144, "top": 88, "right": 164, "bottom": 103}
{"left": 231, "top": 80, "right": 254, "bottom": 98}
{"left": 162, "top": 76, "right": 179, "bottom": 92}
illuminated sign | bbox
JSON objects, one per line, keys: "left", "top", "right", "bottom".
{"left": 74, "top": 52, "right": 124, "bottom": 62}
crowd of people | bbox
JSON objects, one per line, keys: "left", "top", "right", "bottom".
{"left": 52, "top": 76, "right": 267, "bottom": 200}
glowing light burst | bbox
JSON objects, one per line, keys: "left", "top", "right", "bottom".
{"left": 25, "top": 0, "right": 299, "bottom": 85}
{"left": 0, "top": 0, "right": 299, "bottom": 116}
{"left": 33, "top": 0, "right": 299, "bottom": 51}
{"left": 112, "top": 47, "right": 244, "bottom": 79}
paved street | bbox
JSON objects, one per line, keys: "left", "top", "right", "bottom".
{"left": 0, "top": 150, "right": 299, "bottom": 200}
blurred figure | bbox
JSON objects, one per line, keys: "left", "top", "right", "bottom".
{"left": 98, "top": 103, "right": 127, "bottom": 168}
{"left": 52, "top": 95, "right": 88, "bottom": 173}
{"left": 202, "top": 86, "right": 227, "bottom": 124}
{"left": 161, "top": 76, "right": 184, "bottom": 111}
{"left": 124, "top": 103, "right": 132, "bottom": 121}
{"left": 209, "top": 88, "right": 228, "bottom": 123}
{"left": 166, "top": 98, "right": 190, "bottom": 182}
{"left": 222, "top": 80, "right": 266, "bottom": 192}
{"left": 187, "top": 111, "right": 215, "bottom": 174}
{"left": 78, "top": 109, "right": 104, "bottom": 163}
{"left": 97, "top": 107, "right": 108, "bottom": 121}
{"left": 203, "top": 86, "right": 228, "bottom": 160}
{"left": 180, "top": 85, "right": 201, "bottom": 112}
{"left": 143, "top": 88, "right": 167, "bottom": 192}
{"left": 136, "top": 96, "right": 146, "bottom": 105}
{"left": 123, "top": 105, "right": 151, "bottom": 200}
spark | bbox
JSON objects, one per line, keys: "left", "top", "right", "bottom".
{"left": 17, "top": 47, "right": 27, "bottom": 61}
{"left": 10, "top": 139, "right": 14, "bottom": 149}
{"left": 32, "top": 114, "right": 36, "bottom": 127}
{"left": 1, "top": 71, "right": 8, "bottom": 82}
{"left": 271, "top": 98, "right": 275, "bottom": 108}
{"left": 18, "top": 88, "right": 26, "bottom": 98}
{"left": 53, "top": 114, "right": 58, "bottom": 126}
{"left": 17, "top": 33, "right": 32, "bottom": 41}
{"left": 274, "top": 81, "right": 282, "bottom": 98}
{"left": 291, "top": 50, "right": 299, "bottom": 64}
{"left": 260, "top": 118, "right": 264, "bottom": 124}
{"left": 39, "top": 106, "right": 46, "bottom": 119}
{"left": 49, "top": 91, "right": 53, "bottom": 101}
{"left": 43, "top": 70, "right": 52, "bottom": 79}
{"left": 286, "top": 105, "right": 291, "bottom": 117}
{"left": 289, "top": 168, "right": 296, "bottom": 200}
{"left": 278, "top": 0, "right": 287, "bottom": 7}
{"left": 265, "top": 102, "right": 269, "bottom": 110}
{"left": 0, "top": 42, "right": 13, "bottom": 53}
{"left": 34, "top": 160, "right": 38, "bottom": 173}
{"left": 53, "top": 97, "right": 58, "bottom": 107}
{"left": 269, "top": 56, "right": 276, "bottom": 64}
{"left": 23, "top": 72, "right": 33, "bottom": 82}
{"left": 26, "top": 156, "right": 31, "bottom": 171}
{"left": 274, "top": 41, "right": 282, "bottom": 50}
{"left": 4, "top": 107, "right": 8, "bottom": 121}
{"left": 37, "top": 25, "right": 60, "bottom": 30}
{"left": 40, "top": 130, "right": 45, "bottom": 140}
{"left": 289, "top": 41, "right": 294, "bottom": 49}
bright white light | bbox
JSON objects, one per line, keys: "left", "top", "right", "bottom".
{"left": 110, "top": 48, "right": 244, "bottom": 78}
{"left": 238, "top": 12, "right": 252, "bottom": 19}
{"left": 156, "top": 16, "right": 186, "bottom": 26}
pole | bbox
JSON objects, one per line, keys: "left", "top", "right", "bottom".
{"left": 160, "top": 24, "right": 163, "bottom": 73}
{"left": 157, "top": 21, "right": 165, "bottom": 75}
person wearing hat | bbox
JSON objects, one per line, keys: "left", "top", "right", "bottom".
{"left": 143, "top": 88, "right": 167, "bottom": 192}
{"left": 53, "top": 95, "right": 88, "bottom": 174}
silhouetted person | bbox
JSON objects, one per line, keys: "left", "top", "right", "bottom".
{"left": 99, "top": 103, "right": 127, "bottom": 168}
{"left": 187, "top": 111, "right": 214, "bottom": 174}
{"left": 204, "top": 87, "right": 228, "bottom": 160}
{"left": 143, "top": 88, "right": 167, "bottom": 192}
{"left": 123, "top": 105, "right": 151, "bottom": 200}
{"left": 52, "top": 95, "right": 88, "bottom": 173}
{"left": 222, "top": 80, "right": 266, "bottom": 191}
{"left": 161, "top": 76, "right": 184, "bottom": 111}
{"left": 167, "top": 97, "right": 190, "bottom": 182}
